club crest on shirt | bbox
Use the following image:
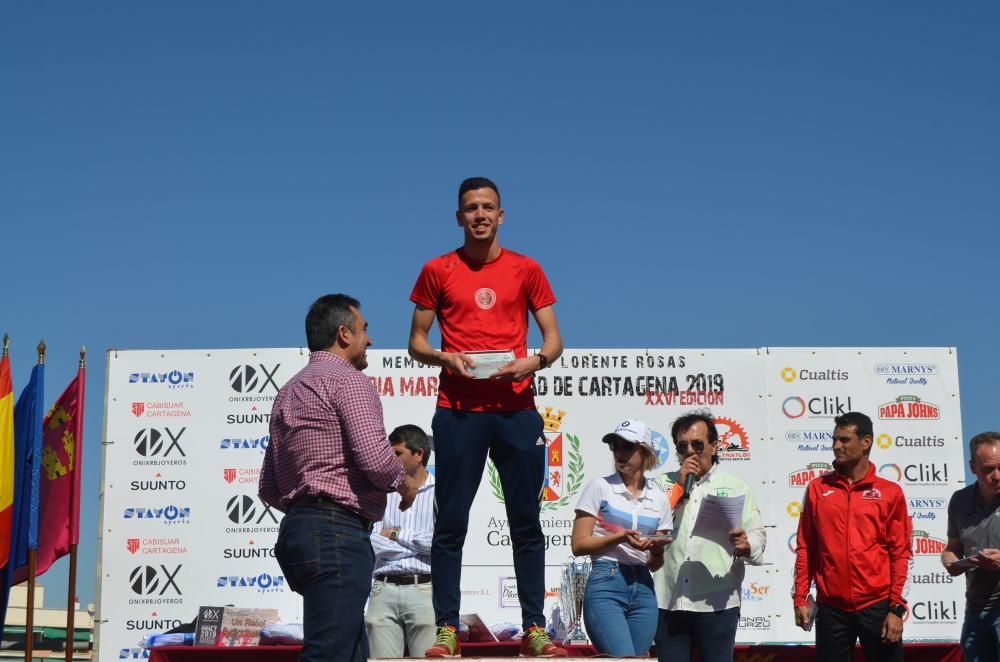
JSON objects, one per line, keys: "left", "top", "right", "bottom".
{"left": 475, "top": 288, "right": 497, "bottom": 310}
{"left": 861, "top": 488, "right": 882, "bottom": 501}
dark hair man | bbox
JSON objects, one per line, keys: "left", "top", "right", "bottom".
{"left": 793, "top": 412, "right": 912, "bottom": 661}
{"left": 652, "top": 410, "right": 765, "bottom": 662}
{"left": 408, "top": 177, "right": 566, "bottom": 657}
{"left": 366, "top": 425, "right": 436, "bottom": 658}
{"left": 942, "top": 431, "right": 1000, "bottom": 660}
{"left": 260, "top": 294, "right": 419, "bottom": 662}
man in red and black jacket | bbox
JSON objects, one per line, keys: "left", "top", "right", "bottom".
{"left": 793, "top": 411, "right": 912, "bottom": 661}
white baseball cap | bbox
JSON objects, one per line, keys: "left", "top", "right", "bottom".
{"left": 602, "top": 419, "right": 654, "bottom": 450}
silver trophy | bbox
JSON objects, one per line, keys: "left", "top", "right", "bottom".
{"left": 559, "top": 558, "right": 591, "bottom": 645}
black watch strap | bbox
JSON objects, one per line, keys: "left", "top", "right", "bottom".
{"left": 888, "top": 603, "right": 907, "bottom": 618}
{"left": 536, "top": 353, "right": 549, "bottom": 370}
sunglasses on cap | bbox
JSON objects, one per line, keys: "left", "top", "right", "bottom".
{"left": 675, "top": 439, "right": 708, "bottom": 453}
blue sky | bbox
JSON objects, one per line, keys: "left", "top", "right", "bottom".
{"left": 2, "top": 2, "right": 997, "bottom": 607}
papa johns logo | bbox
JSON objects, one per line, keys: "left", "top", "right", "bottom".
{"left": 488, "top": 407, "right": 583, "bottom": 511}
{"left": 878, "top": 395, "right": 939, "bottom": 420}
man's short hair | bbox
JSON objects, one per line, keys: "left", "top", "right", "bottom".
{"left": 670, "top": 410, "right": 720, "bottom": 465}
{"left": 389, "top": 424, "right": 432, "bottom": 466}
{"left": 305, "top": 294, "right": 360, "bottom": 352}
{"left": 970, "top": 431, "right": 1000, "bottom": 459}
{"left": 458, "top": 177, "right": 500, "bottom": 207}
{"left": 833, "top": 412, "right": 874, "bottom": 440}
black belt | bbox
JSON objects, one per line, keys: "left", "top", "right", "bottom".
{"left": 375, "top": 574, "right": 432, "bottom": 585}
{"left": 291, "top": 495, "right": 373, "bottom": 530}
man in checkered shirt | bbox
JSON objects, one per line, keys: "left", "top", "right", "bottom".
{"left": 260, "top": 293, "right": 419, "bottom": 662}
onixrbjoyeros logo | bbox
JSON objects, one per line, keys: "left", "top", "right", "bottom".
{"left": 224, "top": 494, "right": 280, "bottom": 534}
{"left": 131, "top": 427, "right": 187, "bottom": 467}
{"left": 128, "top": 564, "right": 183, "bottom": 605}
{"left": 228, "top": 363, "right": 281, "bottom": 403}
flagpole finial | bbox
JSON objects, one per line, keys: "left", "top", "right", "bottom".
{"left": 2, "top": 333, "right": 8, "bottom": 357}
{"left": 80, "top": 346, "right": 87, "bottom": 368}
{"left": 38, "top": 339, "right": 46, "bottom": 364}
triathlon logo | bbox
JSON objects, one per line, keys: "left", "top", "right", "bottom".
{"left": 715, "top": 417, "right": 750, "bottom": 461}
{"left": 474, "top": 288, "right": 497, "bottom": 310}
{"left": 487, "top": 407, "right": 584, "bottom": 511}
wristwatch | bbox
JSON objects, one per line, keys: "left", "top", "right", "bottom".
{"left": 888, "top": 603, "right": 907, "bottom": 618}
{"left": 536, "top": 353, "right": 550, "bottom": 370}
{"left": 389, "top": 530, "right": 398, "bottom": 542}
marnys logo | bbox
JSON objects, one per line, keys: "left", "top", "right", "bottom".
{"left": 131, "top": 401, "right": 191, "bottom": 418}
{"left": 489, "top": 407, "right": 584, "bottom": 511}
{"left": 909, "top": 496, "right": 946, "bottom": 522}
{"left": 785, "top": 429, "right": 833, "bottom": 452}
{"left": 788, "top": 462, "right": 832, "bottom": 487}
{"left": 874, "top": 363, "right": 938, "bottom": 387}
{"left": 878, "top": 395, "right": 939, "bottom": 420}
{"left": 129, "top": 371, "right": 194, "bottom": 390}
{"left": 781, "top": 396, "right": 853, "bottom": 419}
{"left": 780, "top": 367, "right": 848, "bottom": 383}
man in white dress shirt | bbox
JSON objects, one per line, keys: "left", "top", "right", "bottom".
{"left": 365, "top": 425, "right": 436, "bottom": 657}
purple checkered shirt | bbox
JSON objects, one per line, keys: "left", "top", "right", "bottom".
{"left": 259, "top": 351, "right": 404, "bottom": 521}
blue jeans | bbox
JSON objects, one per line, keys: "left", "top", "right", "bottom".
{"left": 582, "top": 560, "right": 658, "bottom": 656}
{"left": 655, "top": 606, "right": 740, "bottom": 662}
{"left": 963, "top": 606, "right": 1000, "bottom": 662}
{"left": 431, "top": 407, "right": 546, "bottom": 630}
{"left": 274, "top": 504, "right": 373, "bottom": 662}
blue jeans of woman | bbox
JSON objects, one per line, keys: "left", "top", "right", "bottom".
{"left": 582, "top": 560, "right": 658, "bottom": 656}
{"left": 274, "top": 503, "right": 374, "bottom": 662}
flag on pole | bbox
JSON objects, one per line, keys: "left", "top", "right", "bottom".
{"left": 33, "top": 367, "right": 85, "bottom": 577}
{"left": 0, "top": 354, "right": 13, "bottom": 571}
{"left": 1, "top": 362, "right": 44, "bottom": 633}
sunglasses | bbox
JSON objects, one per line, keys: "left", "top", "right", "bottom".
{"left": 675, "top": 440, "right": 708, "bottom": 453}
{"left": 608, "top": 439, "right": 640, "bottom": 453}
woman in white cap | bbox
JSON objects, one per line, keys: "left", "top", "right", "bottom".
{"left": 570, "top": 419, "right": 672, "bottom": 656}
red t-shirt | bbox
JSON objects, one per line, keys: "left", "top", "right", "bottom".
{"left": 410, "top": 247, "right": 556, "bottom": 412}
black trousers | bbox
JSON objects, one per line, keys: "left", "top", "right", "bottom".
{"left": 816, "top": 599, "right": 904, "bottom": 662}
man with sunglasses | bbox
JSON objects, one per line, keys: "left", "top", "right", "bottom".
{"left": 652, "top": 410, "right": 766, "bottom": 662}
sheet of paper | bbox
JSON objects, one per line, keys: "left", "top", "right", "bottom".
{"left": 690, "top": 493, "right": 745, "bottom": 551}
{"left": 947, "top": 555, "right": 979, "bottom": 570}
{"left": 465, "top": 350, "right": 516, "bottom": 379}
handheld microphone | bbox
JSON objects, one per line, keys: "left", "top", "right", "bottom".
{"left": 683, "top": 473, "right": 696, "bottom": 500}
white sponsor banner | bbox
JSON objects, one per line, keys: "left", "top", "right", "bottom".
{"left": 96, "top": 347, "right": 962, "bottom": 662}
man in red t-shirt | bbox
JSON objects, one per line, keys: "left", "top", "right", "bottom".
{"left": 409, "top": 177, "right": 565, "bottom": 657}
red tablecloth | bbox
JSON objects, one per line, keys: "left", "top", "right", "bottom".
{"left": 149, "top": 641, "right": 961, "bottom": 661}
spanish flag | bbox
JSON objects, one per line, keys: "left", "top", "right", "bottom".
{"left": 0, "top": 354, "right": 13, "bottom": 570}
